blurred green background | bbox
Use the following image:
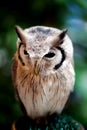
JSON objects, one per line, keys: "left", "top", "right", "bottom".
{"left": 0, "top": 0, "right": 87, "bottom": 129}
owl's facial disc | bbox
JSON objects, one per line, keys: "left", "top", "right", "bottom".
{"left": 15, "top": 26, "right": 67, "bottom": 73}
{"left": 54, "top": 47, "right": 65, "bottom": 70}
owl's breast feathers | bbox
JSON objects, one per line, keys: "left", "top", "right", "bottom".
{"left": 12, "top": 54, "right": 74, "bottom": 119}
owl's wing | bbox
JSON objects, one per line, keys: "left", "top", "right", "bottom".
{"left": 12, "top": 53, "right": 27, "bottom": 115}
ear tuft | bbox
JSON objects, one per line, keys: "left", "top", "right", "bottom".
{"left": 15, "top": 25, "right": 27, "bottom": 44}
{"left": 59, "top": 29, "right": 68, "bottom": 40}
{"left": 58, "top": 29, "right": 67, "bottom": 45}
{"left": 15, "top": 25, "right": 22, "bottom": 39}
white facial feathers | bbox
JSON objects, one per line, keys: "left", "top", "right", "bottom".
{"left": 15, "top": 25, "right": 67, "bottom": 49}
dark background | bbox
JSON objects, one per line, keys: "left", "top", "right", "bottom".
{"left": 0, "top": 0, "right": 87, "bottom": 129}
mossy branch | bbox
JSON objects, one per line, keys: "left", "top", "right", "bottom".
{"left": 12, "top": 114, "right": 84, "bottom": 130}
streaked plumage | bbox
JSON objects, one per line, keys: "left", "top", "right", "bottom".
{"left": 12, "top": 25, "right": 75, "bottom": 119}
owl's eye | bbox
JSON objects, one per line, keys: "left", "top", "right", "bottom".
{"left": 44, "top": 52, "right": 55, "bottom": 58}
{"left": 24, "top": 50, "right": 28, "bottom": 55}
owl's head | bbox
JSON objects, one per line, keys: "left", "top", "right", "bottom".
{"left": 15, "top": 25, "right": 73, "bottom": 75}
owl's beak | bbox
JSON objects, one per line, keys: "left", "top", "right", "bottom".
{"left": 34, "top": 61, "right": 39, "bottom": 75}
{"left": 34, "top": 68, "right": 39, "bottom": 75}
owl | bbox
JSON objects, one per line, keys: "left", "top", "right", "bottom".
{"left": 12, "top": 25, "right": 75, "bottom": 120}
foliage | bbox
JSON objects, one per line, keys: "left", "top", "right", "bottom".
{"left": 0, "top": 0, "right": 87, "bottom": 127}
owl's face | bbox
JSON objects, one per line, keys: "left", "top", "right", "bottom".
{"left": 15, "top": 26, "right": 68, "bottom": 75}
